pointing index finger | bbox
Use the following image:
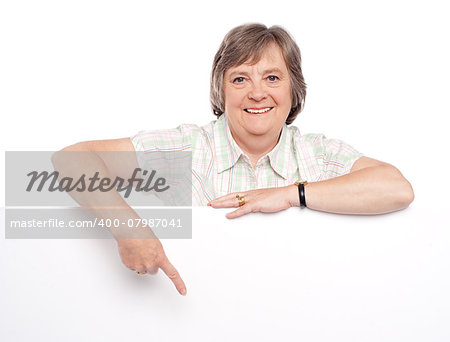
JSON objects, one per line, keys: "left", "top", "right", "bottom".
{"left": 160, "top": 257, "right": 187, "bottom": 296}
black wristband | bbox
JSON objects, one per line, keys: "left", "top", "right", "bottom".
{"left": 298, "top": 183, "right": 307, "bottom": 208}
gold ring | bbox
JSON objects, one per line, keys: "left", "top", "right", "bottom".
{"left": 236, "top": 194, "right": 245, "bottom": 207}
{"left": 136, "top": 271, "right": 146, "bottom": 275}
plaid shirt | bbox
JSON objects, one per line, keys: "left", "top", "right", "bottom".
{"left": 131, "top": 114, "right": 363, "bottom": 206}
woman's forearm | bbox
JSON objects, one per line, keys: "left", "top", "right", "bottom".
{"left": 51, "top": 145, "right": 153, "bottom": 240}
{"left": 291, "top": 165, "right": 414, "bottom": 215}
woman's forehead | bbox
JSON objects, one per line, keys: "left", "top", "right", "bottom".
{"left": 227, "top": 45, "right": 288, "bottom": 74}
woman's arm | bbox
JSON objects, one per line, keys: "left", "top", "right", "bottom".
{"left": 52, "top": 138, "right": 187, "bottom": 295}
{"left": 294, "top": 156, "right": 414, "bottom": 214}
{"left": 209, "top": 157, "right": 414, "bottom": 217}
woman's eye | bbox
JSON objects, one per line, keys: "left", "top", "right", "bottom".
{"left": 233, "top": 77, "right": 245, "bottom": 83}
{"left": 268, "top": 75, "right": 279, "bottom": 82}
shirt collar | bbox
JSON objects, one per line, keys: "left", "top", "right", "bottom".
{"left": 213, "top": 113, "right": 290, "bottom": 180}
{"left": 214, "top": 114, "right": 242, "bottom": 173}
{"left": 267, "top": 123, "right": 289, "bottom": 180}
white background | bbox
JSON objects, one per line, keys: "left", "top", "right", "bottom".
{"left": 1, "top": 0, "right": 449, "bottom": 341}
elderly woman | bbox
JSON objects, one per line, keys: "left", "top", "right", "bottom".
{"left": 58, "top": 23, "right": 414, "bottom": 296}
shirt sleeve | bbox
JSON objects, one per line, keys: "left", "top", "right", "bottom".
{"left": 131, "top": 124, "right": 196, "bottom": 153}
{"left": 305, "top": 133, "right": 364, "bottom": 181}
{"left": 130, "top": 124, "right": 198, "bottom": 205}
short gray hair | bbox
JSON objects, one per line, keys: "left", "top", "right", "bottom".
{"left": 210, "top": 23, "right": 307, "bottom": 125}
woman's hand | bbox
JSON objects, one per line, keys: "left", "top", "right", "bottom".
{"left": 208, "top": 186, "right": 298, "bottom": 219}
{"left": 117, "top": 238, "right": 187, "bottom": 296}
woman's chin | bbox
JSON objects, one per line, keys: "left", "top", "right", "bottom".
{"left": 243, "top": 124, "right": 273, "bottom": 137}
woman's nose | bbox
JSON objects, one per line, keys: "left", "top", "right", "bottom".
{"left": 248, "top": 82, "right": 267, "bottom": 102}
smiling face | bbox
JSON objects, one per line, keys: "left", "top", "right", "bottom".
{"left": 223, "top": 43, "right": 292, "bottom": 147}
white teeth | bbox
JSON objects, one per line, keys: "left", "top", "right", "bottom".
{"left": 245, "top": 107, "right": 272, "bottom": 114}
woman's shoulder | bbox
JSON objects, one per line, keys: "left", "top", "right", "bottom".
{"left": 130, "top": 119, "right": 220, "bottom": 152}
{"left": 285, "top": 124, "right": 327, "bottom": 148}
{"left": 287, "top": 125, "right": 363, "bottom": 176}
{"left": 287, "top": 125, "right": 358, "bottom": 152}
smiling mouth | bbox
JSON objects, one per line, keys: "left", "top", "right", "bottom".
{"left": 244, "top": 107, "right": 273, "bottom": 114}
